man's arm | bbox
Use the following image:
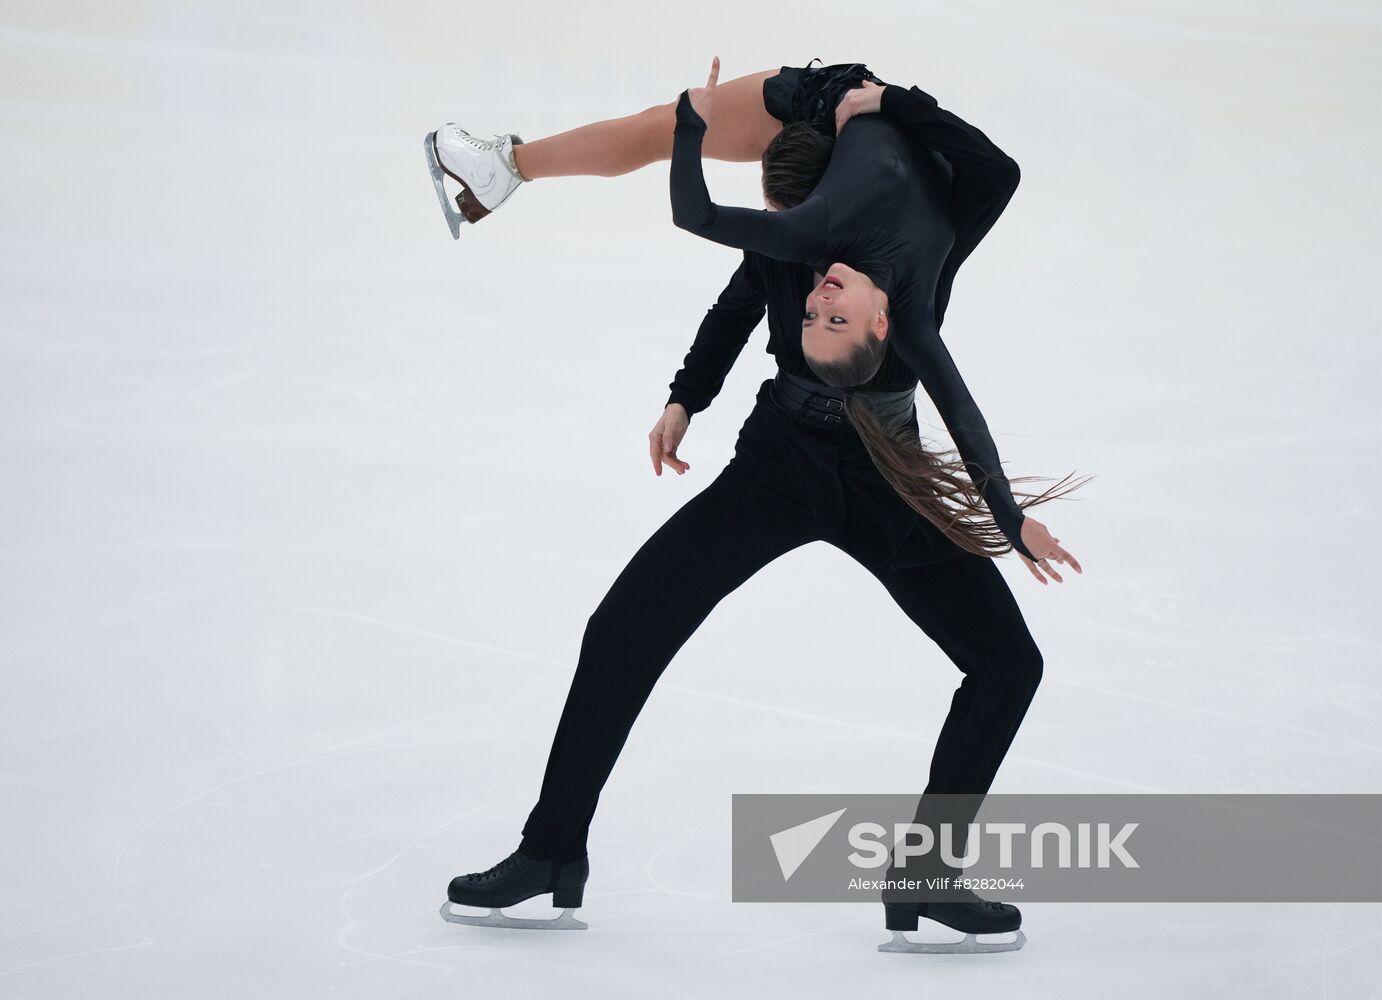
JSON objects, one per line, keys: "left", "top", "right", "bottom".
{"left": 666, "top": 252, "right": 767, "bottom": 418}
{"left": 878, "top": 84, "right": 1020, "bottom": 325}
{"left": 670, "top": 90, "right": 832, "bottom": 263}
{"left": 896, "top": 321, "right": 1036, "bottom": 562}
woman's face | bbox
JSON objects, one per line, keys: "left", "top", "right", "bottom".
{"left": 801, "top": 262, "right": 885, "bottom": 368}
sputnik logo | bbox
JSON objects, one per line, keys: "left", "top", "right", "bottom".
{"left": 769, "top": 808, "right": 848, "bottom": 881}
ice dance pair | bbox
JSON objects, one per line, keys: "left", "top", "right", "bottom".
{"left": 425, "top": 58, "right": 1087, "bottom": 954}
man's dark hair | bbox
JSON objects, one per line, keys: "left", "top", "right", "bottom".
{"left": 761, "top": 122, "right": 835, "bottom": 209}
{"left": 805, "top": 317, "right": 890, "bottom": 388}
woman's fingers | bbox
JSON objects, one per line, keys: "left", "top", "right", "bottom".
{"left": 1022, "top": 554, "right": 1049, "bottom": 586}
{"left": 1020, "top": 542, "right": 1083, "bottom": 585}
{"left": 685, "top": 58, "right": 719, "bottom": 123}
{"left": 1040, "top": 536, "right": 1082, "bottom": 574}
{"left": 1028, "top": 550, "right": 1065, "bottom": 583}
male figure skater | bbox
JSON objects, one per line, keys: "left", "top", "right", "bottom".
{"left": 441, "top": 75, "right": 1080, "bottom": 953}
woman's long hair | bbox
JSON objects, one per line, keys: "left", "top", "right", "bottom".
{"left": 846, "top": 395, "right": 1093, "bottom": 559}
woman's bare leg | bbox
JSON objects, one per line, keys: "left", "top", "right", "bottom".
{"left": 512, "top": 68, "right": 784, "bottom": 180}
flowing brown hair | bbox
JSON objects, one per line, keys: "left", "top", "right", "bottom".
{"left": 846, "top": 395, "right": 1093, "bottom": 559}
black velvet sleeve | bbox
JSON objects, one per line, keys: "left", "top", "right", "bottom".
{"left": 669, "top": 90, "right": 832, "bottom": 263}
{"left": 879, "top": 84, "right": 1020, "bottom": 326}
{"left": 666, "top": 253, "right": 767, "bottom": 418}
{"left": 901, "top": 322, "right": 1036, "bottom": 562}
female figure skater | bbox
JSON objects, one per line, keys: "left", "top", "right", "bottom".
{"left": 426, "top": 60, "right": 1022, "bottom": 395}
{"left": 433, "top": 60, "right": 1087, "bottom": 953}
{"left": 426, "top": 58, "right": 1073, "bottom": 568}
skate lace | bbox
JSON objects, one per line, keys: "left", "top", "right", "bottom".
{"left": 466, "top": 850, "right": 525, "bottom": 883}
{"left": 954, "top": 887, "right": 1009, "bottom": 912}
{"left": 460, "top": 131, "right": 497, "bottom": 152}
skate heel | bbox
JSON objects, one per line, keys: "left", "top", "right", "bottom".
{"left": 552, "top": 885, "right": 584, "bottom": 909}
{"left": 884, "top": 903, "right": 920, "bottom": 932}
{"left": 455, "top": 186, "right": 492, "bottom": 224}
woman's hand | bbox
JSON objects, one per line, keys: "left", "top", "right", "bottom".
{"left": 834, "top": 79, "right": 885, "bottom": 135}
{"left": 687, "top": 56, "right": 720, "bottom": 127}
{"left": 650, "top": 403, "right": 691, "bottom": 476}
{"left": 1017, "top": 517, "right": 1083, "bottom": 585}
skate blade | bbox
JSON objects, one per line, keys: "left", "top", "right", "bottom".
{"left": 423, "top": 132, "right": 464, "bottom": 239}
{"left": 438, "top": 901, "right": 588, "bottom": 930}
{"left": 878, "top": 928, "right": 1025, "bottom": 954}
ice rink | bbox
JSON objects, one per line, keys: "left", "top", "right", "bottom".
{"left": 2, "top": 1, "right": 1380, "bottom": 997}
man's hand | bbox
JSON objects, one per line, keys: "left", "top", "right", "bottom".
{"left": 1016, "top": 517, "right": 1083, "bottom": 585}
{"left": 650, "top": 403, "right": 692, "bottom": 476}
{"left": 687, "top": 56, "right": 720, "bottom": 127}
{"left": 834, "top": 79, "right": 885, "bottom": 135}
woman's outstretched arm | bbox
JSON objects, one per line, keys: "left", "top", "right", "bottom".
{"left": 670, "top": 90, "right": 831, "bottom": 263}
{"left": 898, "top": 318, "right": 1036, "bottom": 562}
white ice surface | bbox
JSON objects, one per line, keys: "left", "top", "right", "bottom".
{"left": 1, "top": 2, "right": 1380, "bottom": 997}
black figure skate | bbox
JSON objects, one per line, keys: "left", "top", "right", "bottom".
{"left": 440, "top": 849, "right": 589, "bottom": 930}
{"left": 880, "top": 888, "right": 1026, "bottom": 954}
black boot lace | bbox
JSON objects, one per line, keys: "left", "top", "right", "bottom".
{"left": 465, "top": 850, "right": 530, "bottom": 884}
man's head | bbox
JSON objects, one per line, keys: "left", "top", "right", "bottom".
{"left": 761, "top": 121, "right": 834, "bottom": 211}
{"left": 802, "top": 263, "right": 891, "bottom": 387}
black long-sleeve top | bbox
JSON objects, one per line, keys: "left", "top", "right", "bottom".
{"left": 668, "top": 84, "right": 1034, "bottom": 560}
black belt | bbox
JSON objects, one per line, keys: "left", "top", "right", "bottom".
{"left": 771, "top": 370, "right": 916, "bottom": 431}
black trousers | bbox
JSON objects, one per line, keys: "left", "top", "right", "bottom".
{"left": 519, "top": 379, "right": 1043, "bottom": 862}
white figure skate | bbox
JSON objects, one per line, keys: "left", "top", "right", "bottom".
{"left": 423, "top": 124, "right": 526, "bottom": 238}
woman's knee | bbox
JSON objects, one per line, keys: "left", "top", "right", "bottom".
{"left": 637, "top": 101, "right": 676, "bottom": 133}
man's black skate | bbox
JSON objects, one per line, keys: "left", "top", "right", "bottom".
{"left": 440, "top": 849, "right": 589, "bottom": 930}
{"left": 880, "top": 890, "right": 1026, "bottom": 954}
